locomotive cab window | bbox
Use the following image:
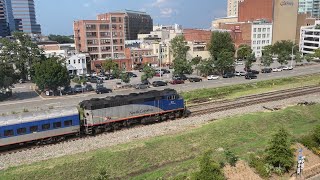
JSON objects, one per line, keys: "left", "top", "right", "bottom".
{"left": 42, "top": 123, "right": 50, "bottom": 130}
{"left": 4, "top": 130, "right": 14, "bottom": 137}
{"left": 168, "top": 95, "right": 176, "bottom": 100}
{"left": 17, "top": 128, "right": 27, "bottom": 135}
{"left": 64, "top": 120, "right": 73, "bottom": 127}
{"left": 30, "top": 126, "right": 38, "bottom": 133}
{"left": 53, "top": 122, "right": 62, "bottom": 129}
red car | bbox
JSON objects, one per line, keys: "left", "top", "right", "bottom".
{"left": 169, "top": 79, "right": 185, "bottom": 85}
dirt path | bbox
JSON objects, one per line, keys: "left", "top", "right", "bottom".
{"left": 224, "top": 161, "right": 262, "bottom": 180}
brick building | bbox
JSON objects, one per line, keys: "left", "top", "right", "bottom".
{"left": 125, "top": 47, "right": 158, "bottom": 68}
{"left": 183, "top": 29, "right": 212, "bottom": 44}
{"left": 238, "top": 0, "right": 273, "bottom": 22}
{"left": 218, "top": 22, "right": 252, "bottom": 48}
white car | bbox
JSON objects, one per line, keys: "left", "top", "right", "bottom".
{"left": 98, "top": 76, "right": 108, "bottom": 80}
{"left": 282, "top": 66, "right": 293, "bottom": 70}
{"left": 234, "top": 71, "right": 246, "bottom": 76}
{"left": 235, "top": 62, "right": 244, "bottom": 65}
{"left": 207, "top": 75, "right": 219, "bottom": 80}
{"left": 272, "top": 67, "right": 283, "bottom": 72}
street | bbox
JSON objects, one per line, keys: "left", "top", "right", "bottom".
{"left": 1, "top": 62, "right": 320, "bottom": 114}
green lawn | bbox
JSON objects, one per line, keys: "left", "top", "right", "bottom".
{"left": 182, "top": 73, "right": 320, "bottom": 103}
{"left": 1, "top": 104, "right": 320, "bottom": 180}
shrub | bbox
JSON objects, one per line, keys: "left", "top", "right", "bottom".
{"left": 192, "top": 151, "right": 226, "bottom": 180}
{"left": 248, "top": 154, "right": 270, "bottom": 178}
{"left": 299, "top": 135, "right": 318, "bottom": 149}
{"left": 224, "top": 149, "right": 238, "bottom": 167}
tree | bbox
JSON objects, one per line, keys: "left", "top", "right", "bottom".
{"left": 141, "top": 65, "right": 155, "bottom": 81}
{"left": 208, "top": 31, "right": 235, "bottom": 60}
{"left": 261, "top": 54, "right": 273, "bottom": 67}
{"left": 102, "top": 60, "right": 117, "bottom": 74}
{"left": 245, "top": 53, "right": 255, "bottom": 70}
{"left": 170, "top": 35, "right": 193, "bottom": 75}
{"left": 215, "top": 50, "right": 235, "bottom": 74}
{"left": 196, "top": 58, "right": 215, "bottom": 76}
{"left": 272, "top": 40, "right": 296, "bottom": 55}
{"left": 237, "top": 44, "right": 252, "bottom": 60}
{"left": 48, "top": 34, "right": 74, "bottom": 44}
{"left": 0, "top": 62, "right": 17, "bottom": 89}
{"left": 304, "top": 54, "right": 314, "bottom": 62}
{"left": 277, "top": 51, "right": 290, "bottom": 65}
{"left": 192, "top": 151, "right": 225, "bottom": 180}
{"left": 0, "top": 32, "right": 45, "bottom": 80}
{"left": 314, "top": 48, "right": 320, "bottom": 59}
{"left": 120, "top": 73, "right": 130, "bottom": 84}
{"left": 111, "top": 65, "right": 122, "bottom": 79}
{"left": 191, "top": 56, "right": 202, "bottom": 65}
{"left": 265, "top": 128, "right": 294, "bottom": 173}
{"left": 33, "top": 57, "right": 70, "bottom": 91}
{"left": 294, "top": 52, "right": 303, "bottom": 64}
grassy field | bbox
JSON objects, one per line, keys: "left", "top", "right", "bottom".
{"left": 182, "top": 73, "right": 320, "bottom": 103}
{"left": 1, "top": 104, "right": 320, "bottom": 180}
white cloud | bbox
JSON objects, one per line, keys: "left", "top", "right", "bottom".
{"left": 152, "top": 0, "right": 168, "bottom": 7}
{"left": 160, "top": 8, "right": 173, "bottom": 17}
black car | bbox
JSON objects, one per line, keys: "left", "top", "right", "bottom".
{"left": 126, "top": 72, "right": 137, "bottom": 78}
{"left": 141, "top": 79, "right": 150, "bottom": 85}
{"left": 90, "top": 77, "right": 104, "bottom": 83}
{"left": 61, "top": 86, "right": 75, "bottom": 95}
{"left": 188, "top": 77, "right": 203, "bottom": 82}
{"left": 247, "top": 69, "right": 260, "bottom": 74}
{"left": 95, "top": 87, "right": 112, "bottom": 94}
{"left": 245, "top": 73, "right": 258, "bottom": 79}
{"left": 223, "top": 72, "right": 235, "bottom": 78}
{"left": 83, "top": 84, "right": 94, "bottom": 91}
{"left": 152, "top": 81, "right": 168, "bottom": 87}
{"left": 161, "top": 69, "right": 171, "bottom": 74}
{"left": 74, "top": 85, "right": 83, "bottom": 93}
{"left": 173, "top": 74, "right": 188, "bottom": 80}
{"left": 261, "top": 68, "right": 272, "bottom": 73}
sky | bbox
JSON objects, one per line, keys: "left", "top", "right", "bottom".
{"left": 35, "top": 0, "right": 227, "bottom": 35}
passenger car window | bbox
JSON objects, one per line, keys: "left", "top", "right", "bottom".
{"left": 4, "top": 130, "right": 14, "bottom": 137}
{"left": 17, "top": 128, "right": 27, "bottom": 135}
{"left": 42, "top": 124, "right": 51, "bottom": 130}
{"left": 30, "top": 126, "right": 38, "bottom": 133}
{"left": 64, "top": 120, "right": 73, "bottom": 127}
{"left": 53, "top": 122, "right": 62, "bottom": 129}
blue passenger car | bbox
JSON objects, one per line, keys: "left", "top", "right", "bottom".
{"left": 0, "top": 107, "right": 80, "bottom": 149}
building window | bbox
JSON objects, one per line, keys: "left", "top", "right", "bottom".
{"left": 101, "top": 39, "right": 111, "bottom": 44}
{"left": 253, "top": 34, "right": 256, "bottom": 38}
{"left": 88, "top": 47, "right": 98, "bottom": 52}
{"left": 253, "top": 41, "right": 256, "bottom": 44}
{"left": 82, "top": 59, "right": 85, "bottom": 63}
{"left": 120, "top": 39, "right": 123, "bottom": 43}
{"left": 100, "top": 24, "right": 109, "bottom": 30}
{"left": 86, "top": 24, "right": 96, "bottom": 30}
{"left": 258, "top": 28, "right": 261, "bottom": 32}
{"left": 86, "top": 32, "right": 97, "bottom": 37}
{"left": 100, "top": 32, "right": 110, "bottom": 37}
{"left": 266, "top": 40, "right": 270, "bottom": 44}
{"left": 263, "top": 28, "right": 266, "bottom": 32}
{"left": 74, "top": 60, "right": 76, "bottom": 64}
{"left": 257, "top": 41, "right": 261, "bottom": 44}
{"left": 68, "top": 60, "right": 70, "bottom": 64}
{"left": 253, "top": 28, "right": 257, "bottom": 32}
{"left": 111, "top": 17, "right": 117, "bottom": 23}
{"left": 257, "top": 34, "right": 261, "bottom": 38}
{"left": 262, "top": 40, "right": 265, "bottom": 44}
{"left": 267, "top": 34, "right": 270, "bottom": 38}
{"left": 267, "top": 28, "right": 270, "bottom": 32}
{"left": 78, "top": 59, "right": 80, "bottom": 64}
{"left": 262, "top": 34, "right": 266, "bottom": 38}
{"left": 101, "top": 46, "right": 111, "bottom": 52}
{"left": 112, "top": 32, "right": 117, "bottom": 37}
{"left": 112, "top": 24, "right": 117, "bottom": 30}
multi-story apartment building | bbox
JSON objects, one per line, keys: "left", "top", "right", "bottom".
{"left": 299, "top": 23, "right": 320, "bottom": 55}
{"left": 299, "top": 0, "right": 320, "bottom": 18}
{"left": 251, "top": 21, "right": 273, "bottom": 57}
{"left": 11, "top": 0, "right": 41, "bottom": 34}
{"left": 74, "top": 13, "right": 126, "bottom": 60}
{"left": 0, "top": 0, "right": 10, "bottom": 37}
{"left": 121, "top": 10, "right": 153, "bottom": 40}
{"left": 227, "top": 0, "right": 240, "bottom": 17}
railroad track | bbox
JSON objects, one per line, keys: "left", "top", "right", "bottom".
{"left": 1, "top": 85, "right": 320, "bottom": 157}
{"left": 190, "top": 85, "right": 320, "bottom": 117}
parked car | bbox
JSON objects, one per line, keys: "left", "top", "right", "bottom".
{"left": 74, "top": 84, "right": 83, "bottom": 93}
{"left": 161, "top": 69, "right": 171, "bottom": 74}
{"left": 281, "top": 66, "right": 293, "bottom": 70}
{"left": 173, "top": 74, "right": 188, "bottom": 80}
{"left": 98, "top": 76, "right": 108, "bottom": 80}
{"left": 261, "top": 68, "right": 272, "bottom": 73}
{"left": 234, "top": 71, "right": 246, "bottom": 76}
{"left": 61, "top": 86, "right": 75, "bottom": 95}
{"left": 247, "top": 69, "right": 260, "bottom": 74}
{"left": 91, "top": 72, "right": 98, "bottom": 77}
{"left": 207, "top": 75, "right": 219, "bottom": 80}
{"left": 141, "top": 79, "right": 150, "bottom": 85}
{"left": 223, "top": 72, "right": 235, "bottom": 78}
{"left": 235, "top": 61, "right": 244, "bottom": 65}
{"left": 126, "top": 72, "right": 137, "bottom": 77}
{"left": 155, "top": 72, "right": 163, "bottom": 77}
{"left": 135, "top": 84, "right": 149, "bottom": 89}
{"left": 188, "top": 77, "right": 203, "bottom": 82}
{"left": 83, "top": 84, "right": 94, "bottom": 91}
{"left": 170, "top": 79, "right": 185, "bottom": 85}
{"left": 245, "top": 73, "right": 258, "bottom": 80}
{"left": 152, "top": 81, "right": 168, "bottom": 87}
{"left": 95, "top": 87, "right": 112, "bottom": 94}
{"left": 272, "top": 67, "right": 283, "bottom": 72}
{"left": 90, "top": 77, "right": 103, "bottom": 83}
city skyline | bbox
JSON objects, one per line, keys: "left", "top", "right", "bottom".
{"left": 35, "top": 0, "right": 226, "bottom": 35}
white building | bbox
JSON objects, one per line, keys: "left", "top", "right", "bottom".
{"left": 66, "top": 53, "right": 87, "bottom": 76}
{"left": 299, "top": 23, "right": 320, "bottom": 55}
{"left": 251, "top": 21, "right": 273, "bottom": 58}
{"left": 227, "top": 0, "right": 239, "bottom": 17}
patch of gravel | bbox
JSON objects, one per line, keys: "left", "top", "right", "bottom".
{"left": 1, "top": 93, "right": 320, "bottom": 170}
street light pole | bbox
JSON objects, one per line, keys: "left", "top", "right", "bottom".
{"left": 291, "top": 45, "right": 297, "bottom": 67}
{"left": 159, "top": 43, "right": 162, "bottom": 80}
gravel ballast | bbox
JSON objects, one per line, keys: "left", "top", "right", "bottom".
{"left": 1, "top": 93, "right": 320, "bottom": 170}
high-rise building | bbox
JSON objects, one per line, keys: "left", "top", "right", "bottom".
{"left": 227, "top": 0, "right": 239, "bottom": 17}
{"left": 299, "top": 0, "right": 320, "bottom": 18}
{"left": 11, "top": 0, "right": 41, "bottom": 34}
{"left": 4, "top": 0, "right": 14, "bottom": 32}
{"left": 0, "top": 0, "right": 10, "bottom": 37}
{"left": 98, "top": 10, "right": 153, "bottom": 40}
{"left": 312, "top": 0, "right": 320, "bottom": 18}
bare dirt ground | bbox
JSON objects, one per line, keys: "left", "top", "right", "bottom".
{"left": 224, "top": 161, "right": 262, "bottom": 180}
